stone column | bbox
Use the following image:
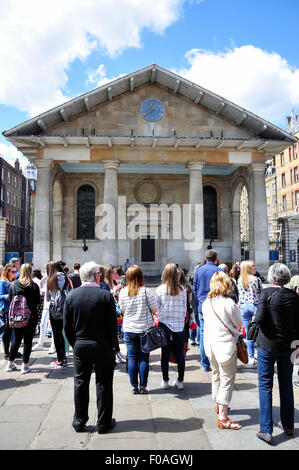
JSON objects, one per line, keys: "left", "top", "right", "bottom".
{"left": 187, "top": 162, "right": 205, "bottom": 271}
{"left": 101, "top": 160, "right": 120, "bottom": 267}
{"left": 232, "top": 210, "right": 241, "bottom": 263}
{"left": 248, "top": 163, "right": 269, "bottom": 275}
{"left": 33, "top": 160, "right": 53, "bottom": 270}
{"left": 0, "top": 217, "right": 7, "bottom": 265}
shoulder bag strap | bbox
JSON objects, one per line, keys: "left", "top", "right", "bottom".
{"left": 210, "top": 299, "right": 237, "bottom": 343}
{"left": 144, "top": 287, "right": 154, "bottom": 326}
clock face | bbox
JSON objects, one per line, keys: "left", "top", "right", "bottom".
{"left": 140, "top": 98, "right": 165, "bottom": 122}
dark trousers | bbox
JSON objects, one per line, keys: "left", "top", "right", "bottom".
{"left": 159, "top": 322, "right": 185, "bottom": 382}
{"left": 257, "top": 347, "right": 294, "bottom": 434}
{"left": 72, "top": 340, "right": 115, "bottom": 430}
{"left": 49, "top": 316, "right": 65, "bottom": 362}
{"left": 9, "top": 317, "right": 38, "bottom": 363}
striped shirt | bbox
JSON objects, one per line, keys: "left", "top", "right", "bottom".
{"left": 155, "top": 284, "right": 187, "bottom": 332}
{"left": 119, "top": 286, "right": 158, "bottom": 333}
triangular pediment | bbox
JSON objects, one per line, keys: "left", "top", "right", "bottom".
{"left": 3, "top": 64, "right": 296, "bottom": 155}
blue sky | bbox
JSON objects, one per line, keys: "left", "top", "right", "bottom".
{"left": 1, "top": 0, "right": 299, "bottom": 166}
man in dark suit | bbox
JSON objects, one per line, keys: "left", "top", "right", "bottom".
{"left": 193, "top": 249, "right": 222, "bottom": 371}
{"left": 63, "top": 261, "right": 118, "bottom": 433}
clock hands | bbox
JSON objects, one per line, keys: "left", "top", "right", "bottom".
{"left": 143, "top": 102, "right": 154, "bottom": 117}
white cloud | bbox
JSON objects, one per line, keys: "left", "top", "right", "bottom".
{"left": 0, "top": 143, "right": 29, "bottom": 169}
{"left": 0, "top": 0, "right": 185, "bottom": 117}
{"left": 85, "top": 64, "right": 125, "bottom": 89}
{"left": 175, "top": 45, "right": 299, "bottom": 126}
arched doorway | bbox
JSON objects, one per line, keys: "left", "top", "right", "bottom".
{"left": 231, "top": 180, "right": 248, "bottom": 263}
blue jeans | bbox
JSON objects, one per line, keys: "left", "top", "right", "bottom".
{"left": 159, "top": 323, "right": 185, "bottom": 382}
{"left": 240, "top": 303, "right": 256, "bottom": 359}
{"left": 199, "top": 315, "right": 210, "bottom": 371}
{"left": 124, "top": 332, "right": 150, "bottom": 389}
{"left": 257, "top": 347, "right": 294, "bottom": 434}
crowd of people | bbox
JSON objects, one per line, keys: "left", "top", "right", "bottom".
{"left": 0, "top": 252, "right": 298, "bottom": 442}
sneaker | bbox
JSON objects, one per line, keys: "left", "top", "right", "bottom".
{"left": 6, "top": 362, "right": 16, "bottom": 372}
{"left": 256, "top": 431, "right": 272, "bottom": 444}
{"left": 32, "top": 344, "right": 43, "bottom": 351}
{"left": 62, "top": 358, "right": 67, "bottom": 366}
{"left": 50, "top": 360, "right": 63, "bottom": 369}
{"left": 245, "top": 358, "right": 257, "bottom": 368}
{"left": 131, "top": 387, "right": 139, "bottom": 394}
{"left": 161, "top": 380, "right": 170, "bottom": 389}
{"left": 173, "top": 379, "right": 184, "bottom": 390}
{"left": 116, "top": 352, "right": 126, "bottom": 363}
{"left": 115, "top": 354, "right": 122, "bottom": 364}
{"left": 52, "top": 353, "right": 57, "bottom": 359}
{"left": 277, "top": 421, "right": 294, "bottom": 436}
{"left": 48, "top": 348, "right": 56, "bottom": 354}
{"left": 139, "top": 388, "right": 149, "bottom": 395}
{"left": 20, "top": 365, "right": 31, "bottom": 374}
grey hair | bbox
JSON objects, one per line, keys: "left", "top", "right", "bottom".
{"left": 267, "top": 263, "right": 291, "bottom": 286}
{"left": 79, "top": 261, "right": 99, "bottom": 283}
{"left": 218, "top": 264, "right": 228, "bottom": 273}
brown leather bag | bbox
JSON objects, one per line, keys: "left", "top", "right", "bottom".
{"left": 210, "top": 300, "right": 248, "bottom": 365}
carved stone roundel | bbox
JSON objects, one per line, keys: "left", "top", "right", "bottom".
{"left": 134, "top": 179, "right": 161, "bottom": 205}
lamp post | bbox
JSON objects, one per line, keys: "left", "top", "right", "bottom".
{"left": 82, "top": 222, "right": 88, "bottom": 252}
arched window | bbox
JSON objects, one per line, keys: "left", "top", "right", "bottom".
{"left": 203, "top": 186, "right": 218, "bottom": 239}
{"left": 77, "top": 185, "right": 95, "bottom": 239}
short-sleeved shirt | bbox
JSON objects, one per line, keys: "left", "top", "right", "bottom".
{"left": 119, "top": 286, "right": 158, "bottom": 333}
{"left": 155, "top": 284, "right": 187, "bottom": 332}
{"left": 237, "top": 275, "right": 262, "bottom": 306}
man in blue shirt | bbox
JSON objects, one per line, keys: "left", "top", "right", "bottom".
{"left": 193, "top": 249, "right": 222, "bottom": 371}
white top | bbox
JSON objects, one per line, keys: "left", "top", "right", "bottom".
{"left": 119, "top": 286, "right": 158, "bottom": 334}
{"left": 202, "top": 296, "right": 243, "bottom": 363}
{"left": 155, "top": 284, "right": 187, "bottom": 332}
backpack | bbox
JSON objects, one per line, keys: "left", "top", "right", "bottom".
{"left": 9, "top": 295, "right": 32, "bottom": 328}
{"left": 49, "top": 278, "right": 70, "bottom": 320}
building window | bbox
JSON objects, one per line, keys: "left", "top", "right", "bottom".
{"left": 290, "top": 169, "right": 293, "bottom": 185}
{"left": 7, "top": 172, "right": 11, "bottom": 184}
{"left": 281, "top": 173, "right": 286, "bottom": 188}
{"left": 281, "top": 152, "right": 285, "bottom": 166}
{"left": 282, "top": 195, "right": 287, "bottom": 211}
{"left": 294, "top": 145, "right": 298, "bottom": 160}
{"left": 296, "top": 191, "right": 299, "bottom": 208}
{"left": 266, "top": 186, "right": 270, "bottom": 198}
{"left": 76, "top": 184, "right": 95, "bottom": 240}
{"left": 289, "top": 147, "right": 292, "bottom": 162}
{"left": 203, "top": 186, "right": 218, "bottom": 239}
{"left": 294, "top": 167, "right": 299, "bottom": 183}
{"left": 267, "top": 205, "right": 271, "bottom": 217}
{"left": 6, "top": 191, "right": 10, "bottom": 204}
{"left": 273, "top": 194, "right": 277, "bottom": 206}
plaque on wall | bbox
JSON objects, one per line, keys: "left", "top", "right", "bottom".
{"left": 134, "top": 179, "right": 161, "bottom": 205}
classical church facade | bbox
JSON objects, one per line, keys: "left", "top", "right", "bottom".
{"left": 3, "top": 65, "right": 296, "bottom": 275}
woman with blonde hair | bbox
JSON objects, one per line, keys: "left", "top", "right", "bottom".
{"left": 6, "top": 263, "right": 40, "bottom": 374}
{"left": 237, "top": 260, "right": 263, "bottom": 366}
{"left": 202, "top": 271, "right": 243, "bottom": 429}
{"left": 119, "top": 265, "right": 158, "bottom": 394}
{"left": 156, "top": 263, "right": 187, "bottom": 390}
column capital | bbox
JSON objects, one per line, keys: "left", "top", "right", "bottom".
{"left": 102, "top": 159, "right": 120, "bottom": 170}
{"left": 35, "top": 159, "right": 54, "bottom": 169}
{"left": 187, "top": 161, "right": 205, "bottom": 171}
{"left": 248, "top": 163, "right": 266, "bottom": 173}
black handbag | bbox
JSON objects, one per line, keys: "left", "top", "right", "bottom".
{"left": 247, "top": 318, "right": 259, "bottom": 342}
{"left": 140, "top": 288, "right": 168, "bottom": 353}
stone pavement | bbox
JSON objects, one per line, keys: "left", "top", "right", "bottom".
{"left": 0, "top": 338, "right": 298, "bottom": 451}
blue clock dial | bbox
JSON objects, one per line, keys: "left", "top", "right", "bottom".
{"left": 140, "top": 98, "right": 165, "bottom": 122}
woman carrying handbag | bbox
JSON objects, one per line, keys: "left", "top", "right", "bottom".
{"left": 118, "top": 265, "right": 158, "bottom": 394}
{"left": 202, "top": 271, "right": 243, "bottom": 430}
